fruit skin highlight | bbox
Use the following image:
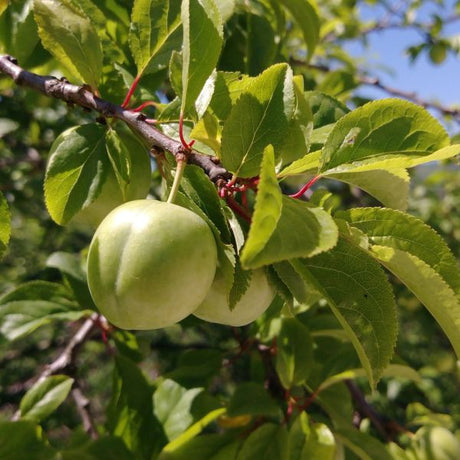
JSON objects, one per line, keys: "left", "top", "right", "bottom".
{"left": 194, "top": 268, "right": 275, "bottom": 326}
{"left": 87, "top": 200, "right": 217, "bottom": 330}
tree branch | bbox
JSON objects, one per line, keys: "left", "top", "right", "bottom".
{"left": 297, "top": 61, "right": 460, "bottom": 121}
{"left": 72, "top": 385, "right": 99, "bottom": 439}
{"left": 0, "top": 55, "right": 230, "bottom": 183}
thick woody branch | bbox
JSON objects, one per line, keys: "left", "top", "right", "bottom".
{"left": 0, "top": 55, "right": 230, "bottom": 183}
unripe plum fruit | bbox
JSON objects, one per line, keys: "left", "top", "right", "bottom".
{"left": 411, "top": 426, "right": 460, "bottom": 460}
{"left": 194, "top": 268, "right": 275, "bottom": 326}
{"left": 87, "top": 200, "right": 218, "bottom": 330}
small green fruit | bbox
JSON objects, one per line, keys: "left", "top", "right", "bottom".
{"left": 87, "top": 200, "right": 218, "bottom": 330}
{"left": 194, "top": 268, "right": 275, "bottom": 326}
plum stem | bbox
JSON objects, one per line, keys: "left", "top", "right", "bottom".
{"left": 167, "top": 156, "right": 187, "bottom": 204}
{"left": 121, "top": 74, "right": 141, "bottom": 108}
{"left": 289, "top": 175, "right": 321, "bottom": 199}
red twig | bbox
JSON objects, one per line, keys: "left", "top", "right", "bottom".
{"left": 121, "top": 74, "right": 141, "bottom": 108}
{"left": 289, "top": 175, "right": 321, "bottom": 199}
{"left": 132, "top": 101, "right": 158, "bottom": 112}
{"left": 178, "top": 112, "right": 195, "bottom": 150}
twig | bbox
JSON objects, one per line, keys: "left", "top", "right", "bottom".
{"left": 38, "top": 313, "right": 99, "bottom": 382}
{"left": 11, "top": 313, "right": 99, "bottom": 421}
{"left": 345, "top": 380, "right": 390, "bottom": 441}
{"left": 72, "top": 385, "right": 99, "bottom": 439}
{"left": 0, "top": 55, "right": 230, "bottom": 183}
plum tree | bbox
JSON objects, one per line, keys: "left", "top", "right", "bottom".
{"left": 194, "top": 268, "right": 275, "bottom": 326}
{"left": 87, "top": 199, "right": 217, "bottom": 329}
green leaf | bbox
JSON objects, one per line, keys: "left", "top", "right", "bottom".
{"left": 0, "top": 421, "right": 56, "bottom": 460}
{"left": 337, "top": 208, "right": 460, "bottom": 297}
{"left": 46, "top": 251, "right": 95, "bottom": 309}
{"left": 278, "top": 150, "right": 321, "bottom": 177}
{"left": 130, "top": 0, "right": 182, "bottom": 76}
{"left": 0, "top": 281, "right": 86, "bottom": 341}
{"left": 275, "top": 318, "right": 314, "bottom": 388}
{"left": 339, "top": 208, "right": 460, "bottom": 358}
{"left": 373, "top": 246, "right": 460, "bottom": 358}
{"left": 159, "top": 408, "right": 227, "bottom": 456}
{"left": 166, "top": 349, "right": 223, "bottom": 387}
{"left": 240, "top": 145, "right": 282, "bottom": 263}
{"left": 20, "top": 375, "right": 74, "bottom": 423}
{"left": 59, "top": 436, "right": 133, "bottom": 460}
{"left": 220, "top": 64, "right": 295, "bottom": 177}
{"left": 159, "top": 433, "right": 239, "bottom": 459}
{"left": 209, "top": 71, "right": 250, "bottom": 121}
{"left": 237, "top": 423, "right": 289, "bottom": 460}
{"left": 181, "top": 0, "right": 223, "bottom": 114}
{"left": 334, "top": 427, "right": 393, "bottom": 460}
{"left": 273, "top": 262, "right": 319, "bottom": 305}
{"left": 305, "top": 91, "right": 350, "bottom": 128}
{"left": 320, "top": 99, "right": 450, "bottom": 174}
{"left": 292, "top": 237, "right": 398, "bottom": 387}
{"left": 105, "top": 129, "right": 131, "bottom": 201}
{"left": 108, "top": 355, "right": 167, "bottom": 459}
{"left": 328, "top": 169, "right": 410, "bottom": 210}
{"left": 153, "top": 379, "right": 203, "bottom": 441}
{"left": 278, "top": 76, "right": 314, "bottom": 165}
{"left": 33, "top": 0, "right": 102, "bottom": 88}
{"left": 0, "top": 192, "right": 10, "bottom": 259}
{"left": 279, "top": 0, "right": 320, "bottom": 61}
{"left": 241, "top": 196, "right": 338, "bottom": 269}
{"left": 44, "top": 124, "right": 109, "bottom": 225}
{"left": 190, "top": 112, "right": 221, "bottom": 154}
{"left": 227, "top": 382, "right": 281, "bottom": 418}
{"left": 289, "top": 413, "right": 337, "bottom": 460}
{"left": 181, "top": 164, "right": 231, "bottom": 243}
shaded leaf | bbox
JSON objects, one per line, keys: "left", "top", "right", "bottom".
{"left": 33, "top": 0, "right": 102, "bottom": 88}
{"left": 289, "top": 413, "right": 337, "bottom": 460}
{"left": 0, "top": 192, "right": 10, "bottom": 259}
{"left": 44, "top": 124, "right": 109, "bottom": 225}
{"left": 279, "top": 0, "right": 320, "bottom": 61}
{"left": 0, "top": 281, "right": 86, "bottom": 341}
{"left": 275, "top": 318, "right": 314, "bottom": 388}
{"left": 237, "top": 423, "right": 289, "bottom": 460}
{"left": 107, "top": 355, "right": 167, "bottom": 458}
{"left": 334, "top": 427, "right": 393, "bottom": 460}
{"left": 305, "top": 91, "right": 349, "bottom": 128}
{"left": 292, "top": 238, "right": 398, "bottom": 387}
{"left": 227, "top": 382, "right": 281, "bottom": 418}
{"left": 20, "top": 375, "right": 74, "bottom": 423}
{"left": 153, "top": 379, "right": 203, "bottom": 441}
{"left": 0, "top": 421, "right": 56, "bottom": 459}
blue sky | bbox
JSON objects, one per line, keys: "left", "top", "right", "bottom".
{"left": 344, "top": 1, "right": 460, "bottom": 116}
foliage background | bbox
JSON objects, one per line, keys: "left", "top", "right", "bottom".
{"left": 0, "top": 0, "right": 460, "bottom": 458}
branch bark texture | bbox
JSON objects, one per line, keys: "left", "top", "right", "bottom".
{"left": 0, "top": 55, "right": 230, "bottom": 182}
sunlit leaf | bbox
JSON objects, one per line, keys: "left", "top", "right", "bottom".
{"left": 33, "top": 0, "right": 102, "bottom": 88}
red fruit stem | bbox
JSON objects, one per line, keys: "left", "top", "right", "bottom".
{"left": 132, "top": 101, "right": 158, "bottom": 112}
{"left": 289, "top": 175, "right": 321, "bottom": 199}
{"left": 178, "top": 112, "right": 195, "bottom": 150}
{"left": 226, "top": 195, "right": 252, "bottom": 222}
{"left": 121, "top": 73, "right": 141, "bottom": 108}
